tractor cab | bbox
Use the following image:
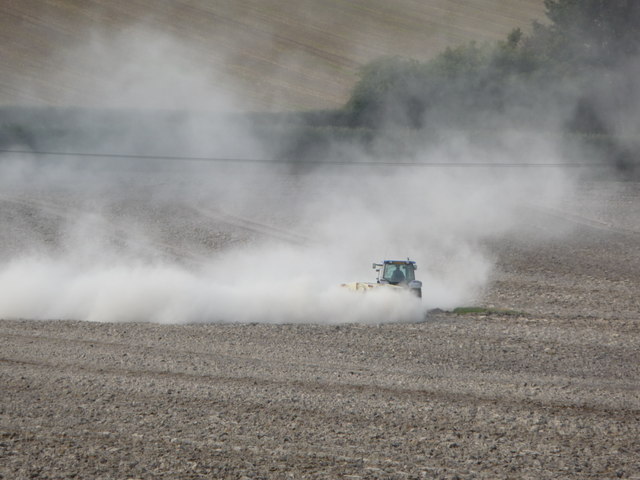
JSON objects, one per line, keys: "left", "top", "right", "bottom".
{"left": 373, "top": 259, "right": 422, "bottom": 297}
{"left": 381, "top": 261, "right": 416, "bottom": 284}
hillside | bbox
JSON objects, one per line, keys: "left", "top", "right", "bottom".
{"left": 0, "top": 0, "right": 545, "bottom": 111}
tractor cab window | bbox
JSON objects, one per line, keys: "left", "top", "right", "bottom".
{"left": 383, "top": 263, "right": 415, "bottom": 284}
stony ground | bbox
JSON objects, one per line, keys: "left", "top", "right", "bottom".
{"left": 1, "top": 178, "right": 639, "bottom": 479}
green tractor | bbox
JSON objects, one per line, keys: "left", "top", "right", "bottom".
{"left": 342, "top": 259, "right": 422, "bottom": 298}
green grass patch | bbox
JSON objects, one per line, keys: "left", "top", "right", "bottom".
{"left": 452, "top": 306, "right": 525, "bottom": 316}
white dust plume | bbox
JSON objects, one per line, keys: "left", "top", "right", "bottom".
{"left": 0, "top": 28, "right": 577, "bottom": 324}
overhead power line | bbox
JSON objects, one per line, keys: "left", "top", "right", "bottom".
{"left": 0, "top": 149, "right": 610, "bottom": 168}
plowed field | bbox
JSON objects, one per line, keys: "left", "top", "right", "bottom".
{"left": 1, "top": 179, "right": 639, "bottom": 479}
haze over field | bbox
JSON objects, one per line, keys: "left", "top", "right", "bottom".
{"left": 2, "top": 5, "right": 640, "bottom": 479}
{"left": 0, "top": 83, "right": 573, "bottom": 324}
{"left": 2, "top": 0, "right": 635, "bottom": 324}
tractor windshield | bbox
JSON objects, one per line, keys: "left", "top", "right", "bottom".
{"left": 382, "top": 263, "right": 415, "bottom": 284}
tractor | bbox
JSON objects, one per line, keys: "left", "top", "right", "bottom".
{"left": 342, "top": 259, "right": 422, "bottom": 298}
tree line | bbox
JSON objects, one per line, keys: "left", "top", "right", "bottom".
{"left": 346, "top": 0, "right": 640, "bottom": 136}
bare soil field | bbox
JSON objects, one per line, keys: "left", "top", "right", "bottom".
{"left": 0, "top": 0, "right": 545, "bottom": 110}
{"left": 1, "top": 179, "right": 639, "bottom": 479}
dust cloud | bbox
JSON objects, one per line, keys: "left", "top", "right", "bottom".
{"left": 0, "top": 27, "right": 577, "bottom": 324}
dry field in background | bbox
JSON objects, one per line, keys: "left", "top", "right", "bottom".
{"left": 0, "top": 0, "right": 545, "bottom": 110}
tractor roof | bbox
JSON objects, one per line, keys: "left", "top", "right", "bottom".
{"left": 383, "top": 260, "right": 416, "bottom": 265}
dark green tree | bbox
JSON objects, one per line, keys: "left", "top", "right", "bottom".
{"left": 346, "top": 0, "right": 640, "bottom": 132}
{"left": 538, "top": 0, "right": 640, "bottom": 68}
